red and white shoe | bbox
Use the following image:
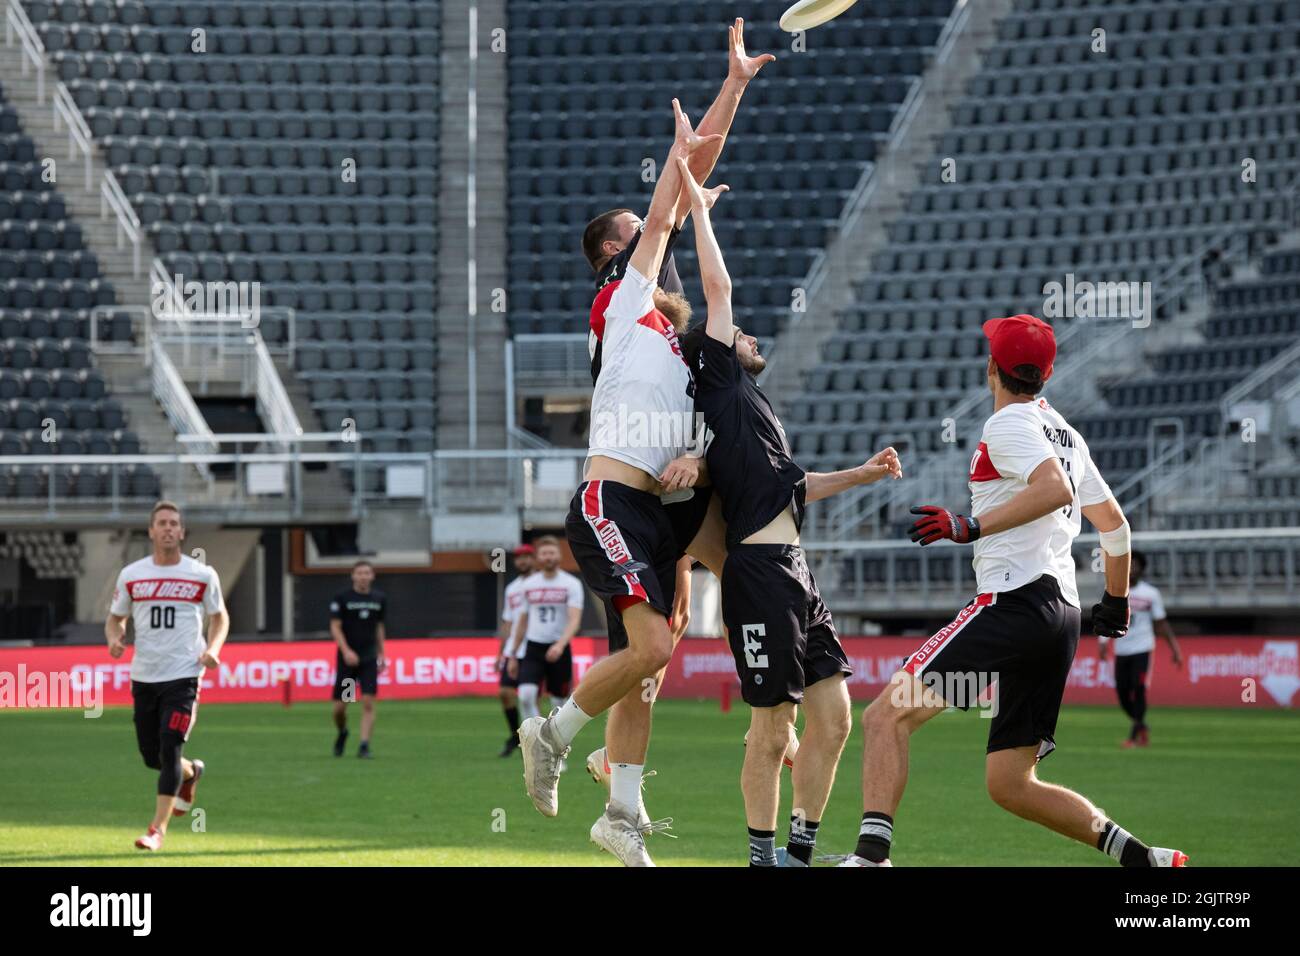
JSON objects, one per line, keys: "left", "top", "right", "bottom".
{"left": 1150, "top": 847, "right": 1189, "bottom": 867}
{"left": 134, "top": 826, "right": 164, "bottom": 851}
{"left": 1136, "top": 727, "right": 1150, "bottom": 747}
{"left": 173, "top": 759, "right": 204, "bottom": 816}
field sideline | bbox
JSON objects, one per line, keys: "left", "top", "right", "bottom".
{"left": 1, "top": 699, "right": 1296, "bottom": 866}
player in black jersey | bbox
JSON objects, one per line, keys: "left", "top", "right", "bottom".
{"left": 675, "top": 159, "right": 902, "bottom": 866}
{"left": 329, "top": 560, "right": 387, "bottom": 758}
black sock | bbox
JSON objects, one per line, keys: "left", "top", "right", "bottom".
{"left": 787, "top": 817, "right": 819, "bottom": 865}
{"left": 335, "top": 727, "right": 348, "bottom": 741}
{"left": 748, "top": 828, "right": 777, "bottom": 867}
{"left": 504, "top": 706, "right": 520, "bottom": 734}
{"left": 1129, "top": 722, "right": 1140, "bottom": 741}
{"left": 1097, "top": 821, "right": 1153, "bottom": 867}
{"left": 855, "top": 812, "right": 893, "bottom": 863}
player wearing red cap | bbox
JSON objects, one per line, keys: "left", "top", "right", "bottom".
{"left": 836, "top": 315, "right": 1189, "bottom": 868}
{"left": 495, "top": 544, "right": 535, "bottom": 757}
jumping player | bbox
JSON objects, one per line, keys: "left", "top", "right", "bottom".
{"left": 510, "top": 537, "right": 585, "bottom": 721}
{"left": 496, "top": 543, "right": 535, "bottom": 757}
{"left": 674, "top": 157, "right": 901, "bottom": 867}
{"left": 329, "top": 560, "right": 387, "bottom": 758}
{"left": 105, "top": 500, "right": 227, "bottom": 852}
{"left": 572, "top": 19, "right": 776, "bottom": 862}
{"left": 515, "top": 99, "right": 724, "bottom": 867}
{"left": 838, "top": 314, "right": 1187, "bottom": 868}
{"left": 1098, "top": 549, "right": 1182, "bottom": 747}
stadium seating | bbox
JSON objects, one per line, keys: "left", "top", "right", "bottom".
{"left": 19, "top": 0, "right": 441, "bottom": 453}
{"left": 504, "top": 0, "right": 957, "bottom": 339}
{"left": 0, "top": 76, "right": 157, "bottom": 499}
{"left": 784, "top": 0, "right": 1300, "bottom": 479}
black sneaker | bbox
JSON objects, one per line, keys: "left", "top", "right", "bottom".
{"left": 358, "top": 741, "right": 372, "bottom": 759}
{"left": 333, "top": 729, "right": 349, "bottom": 757}
{"left": 499, "top": 736, "right": 519, "bottom": 758}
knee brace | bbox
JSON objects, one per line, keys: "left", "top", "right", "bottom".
{"left": 157, "top": 732, "right": 185, "bottom": 796}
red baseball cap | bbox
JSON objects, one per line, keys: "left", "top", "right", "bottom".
{"left": 512, "top": 544, "right": 535, "bottom": 556}
{"left": 982, "top": 314, "right": 1056, "bottom": 383}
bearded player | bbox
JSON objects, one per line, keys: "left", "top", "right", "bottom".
{"left": 837, "top": 314, "right": 1187, "bottom": 868}
{"left": 105, "top": 501, "right": 227, "bottom": 852}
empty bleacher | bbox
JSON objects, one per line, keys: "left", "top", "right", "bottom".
{"left": 20, "top": 0, "right": 441, "bottom": 454}
{"left": 505, "top": 0, "right": 957, "bottom": 341}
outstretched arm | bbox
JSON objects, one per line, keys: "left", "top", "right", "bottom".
{"left": 630, "top": 100, "right": 723, "bottom": 282}
{"left": 806, "top": 448, "right": 903, "bottom": 503}
{"left": 675, "top": 155, "right": 733, "bottom": 344}
{"left": 674, "top": 18, "right": 775, "bottom": 227}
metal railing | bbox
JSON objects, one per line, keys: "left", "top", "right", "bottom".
{"left": 51, "top": 81, "right": 94, "bottom": 189}
{"left": 149, "top": 339, "right": 217, "bottom": 479}
{"left": 511, "top": 334, "right": 591, "bottom": 391}
{"left": 252, "top": 334, "right": 302, "bottom": 448}
{"left": 807, "top": 527, "right": 1300, "bottom": 611}
{"left": 100, "top": 168, "right": 142, "bottom": 277}
{"left": 4, "top": 0, "right": 45, "bottom": 103}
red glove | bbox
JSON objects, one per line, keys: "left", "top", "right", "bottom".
{"left": 909, "top": 505, "right": 981, "bottom": 546}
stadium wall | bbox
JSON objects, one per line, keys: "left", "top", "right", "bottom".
{"left": 3, "top": 636, "right": 1296, "bottom": 710}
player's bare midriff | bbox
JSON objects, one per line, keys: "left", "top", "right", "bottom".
{"left": 584, "top": 454, "right": 662, "bottom": 495}
{"left": 741, "top": 503, "right": 799, "bottom": 546}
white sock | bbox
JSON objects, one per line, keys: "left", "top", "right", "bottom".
{"left": 611, "top": 762, "right": 644, "bottom": 811}
{"left": 549, "top": 697, "right": 592, "bottom": 747}
{"left": 518, "top": 684, "right": 540, "bottom": 720}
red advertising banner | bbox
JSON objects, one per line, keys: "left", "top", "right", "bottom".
{"left": 0, "top": 635, "right": 1295, "bottom": 709}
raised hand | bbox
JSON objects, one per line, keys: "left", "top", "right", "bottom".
{"left": 673, "top": 98, "right": 724, "bottom": 156}
{"left": 674, "top": 156, "right": 729, "bottom": 211}
{"left": 728, "top": 18, "right": 776, "bottom": 83}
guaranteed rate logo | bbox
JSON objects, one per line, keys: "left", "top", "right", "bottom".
{"left": 49, "top": 886, "right": 151, "bottom": 936}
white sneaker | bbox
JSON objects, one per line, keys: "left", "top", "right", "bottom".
{"left": 829, "top": 853, "right": 892, "bottom": 867}
{"left": 591, "top": 800, "right": 655, "bottom": 867}
{"left": 134, "top": 825, "right": 163, "bottom": 851}
{"left": 1150, "top": 847, "right": 1189, "bottom": 867}
{"left": 585, "top": 747, "right": 674, "bottom": 837}
{"left": 518, "top": 715, "right": 569, "bottom": 817}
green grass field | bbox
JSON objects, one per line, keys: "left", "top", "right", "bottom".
{"left": 1, "top": 698, "right": 1296, "bottom": 866}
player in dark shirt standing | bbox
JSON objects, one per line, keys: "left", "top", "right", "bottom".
{"left": 674, "top": 159, "right": 902, "bottom": 866}
{"left": 330, "top": 560, "right": 387, "bottom": 758}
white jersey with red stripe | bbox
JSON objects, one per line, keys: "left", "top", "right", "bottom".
{"left": 967, "top": 397, "right": 1112, "bottom": 608}
{"left": 586, "top": 262, "right": 696, "bottom": 480}
{"left": 1112, "top": 579, "right": 1164, "bottom": 655}
{"left": 110, "top": 555, "right": 225, "bottom": 683}
{"left": 502, "top": 574, "right": 530, "bottom": 658}
{"left": 518, "top": 570, "right": 585, "bottom": 645}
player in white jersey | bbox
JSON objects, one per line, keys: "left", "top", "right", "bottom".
{"left": 514, "top": 97, "right": 731, "bottom": 866}
{"left": 1098, "top": 550, "right": 1183, "bottom": 747}
{"left": 105, "top": 501, "right": 228, "bottom": 852}
{"left": 836, "top": 314, "right": 1187, "bottom": 868}
{"left": 509, "top": 537, "right": 585, "bottom": 721}
{"left": 495, "top": 544, "right": 535, "bottom": 757}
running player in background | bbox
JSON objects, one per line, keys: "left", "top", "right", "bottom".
{"left": 329, "top": 561, "right": 387, "bottom": 759}
{"left": 105, "top": 500, "right": 227, "bottom": 852}
{"left": 511, "top": 537, "right": 585, "bottom": 721}
{"left": 496, "top": 543, "right": 535, "bottom": 757}
{"left": 1098, "top": 549, "right": 1182, "bottom": 748}
{"left": 837, "top": 315, "right": 1187, "bottom": 868}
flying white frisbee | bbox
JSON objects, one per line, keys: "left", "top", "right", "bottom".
{"left": 779, "top": 0, "right": 860, "bottom": 32}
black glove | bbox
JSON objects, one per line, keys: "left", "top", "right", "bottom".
{"left": 909, "top": 505, "right": 981, "bottom": 546}
{"left": 1091, "top": 592, "right": 1130, "bottom": 638}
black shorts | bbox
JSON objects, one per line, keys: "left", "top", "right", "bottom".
{"left": 499, "top": 658, "right": 520, "bottom": 689}
{"left": 132, "top": 676, "right": 200, "bottom": 760}
{"left": 515, "top": 640, "right": 573, "bottom": 697}
{"left": 721, "top": 544, "right": 851, "bottom": 707}
{"left": 333, "top": 655, "right": 379, "bottom": 700}
{"left": 602, "top": 486, "right": 711, "bottom": 652}
{"left": 903, "top": 574, "right": 1080, "bottom": 759}
{"left": 1114, "top": 651, "right": 1150, "bottom": 694}
{"left": 566, "top": 479, "right": 679, "bottom": 650}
